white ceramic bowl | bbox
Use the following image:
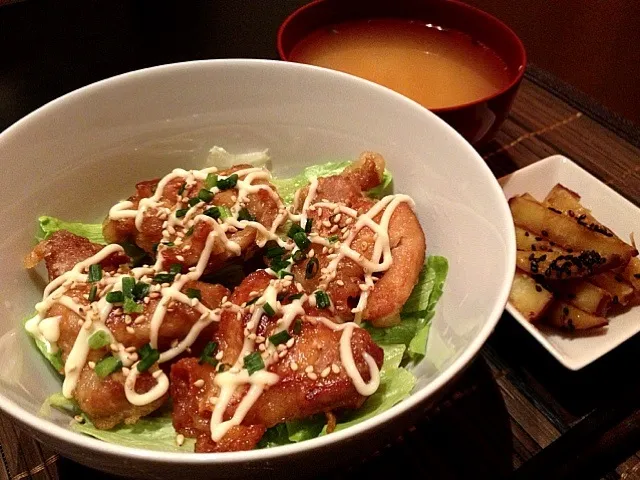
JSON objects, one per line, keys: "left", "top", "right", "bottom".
{"left": 0, "top": 59, "right": 514, "bottom": 478}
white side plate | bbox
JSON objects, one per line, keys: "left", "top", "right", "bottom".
{"left": 500, "top": 155, "right": 640, "bottom": 370}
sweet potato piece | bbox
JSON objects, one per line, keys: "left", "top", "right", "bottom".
{"left": 545, "top": 302, "right": 608, "bottom": 330}
{"left": 548, "top": 279, "right": 612, "bottom": 316}
{"left": 509, "top": 196, "right": 637, "bottom": 265}
{"left": 515, "top": 226, "right": 556, "bottom": 252}
{"left": 588, "top": 271, "right": 635, "bottom": 306}
{"left": 509, "top": 270, "right": 553, "bottom": 322}
{"left": 516, "top": 250, "right": 620, "bottom": 279}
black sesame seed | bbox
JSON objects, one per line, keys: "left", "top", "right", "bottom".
{"left": 535, "top": 285, "right": 542, "bottom": 292}
{"left": 524, "top": 231, "right": 530, "bottom": 237}
{"left": 531, "top": 245, "right": 537, "bottom": 251}
{"left": 635, "top": 274, "right": 640, "bottom": 279}
{"left": 541, "top": 230, "right": 549, "bottom": 237}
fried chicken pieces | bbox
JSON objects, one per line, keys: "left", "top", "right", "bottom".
{"left": 24, "top": 152, "right": 427, "bottom": 451}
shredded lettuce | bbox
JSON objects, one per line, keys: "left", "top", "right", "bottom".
{"left": 29, "top": 159, "right": 447, "bottom": 453}
{"left": 36, "top": 216, "right": 105, "bottom": 245}
{"left": 272, "top": 161, "right": 393, "bottom": 204}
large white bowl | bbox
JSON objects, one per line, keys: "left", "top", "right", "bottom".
{"left": 0, "top": 59, "right": 514, "bottom": 478}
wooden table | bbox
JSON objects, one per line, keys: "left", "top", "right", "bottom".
{"left": 1, "top": 1, "right": 640, "bottom": 479}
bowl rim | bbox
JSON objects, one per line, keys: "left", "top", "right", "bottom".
{"left": 276, "top": 0, "right": 528, "bottom": 113}
{"left": 0, "top": 58, "right": 515, "bottom": 465}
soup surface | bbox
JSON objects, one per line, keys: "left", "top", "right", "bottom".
{"left": 289, "top": 19, "right": 511, "bottom": 109}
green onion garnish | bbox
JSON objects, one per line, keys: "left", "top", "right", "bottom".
{"left": 169, "top": 264, "right": 183, "bottom": 275}
{"left": 305, "top": 218, "right": 313, "bottom": 233}
{"left": 288, "top": 223, "right": 305, "bottom": 238}
{"left": 106, "top": 291, "right": 124, "bottom": 303}
{"left": 124, "top": 297, "right": 143, "bottom": 314}
{"left": 188, "top": 197, "right": 200, "bottom": 207}
{"left": 293, "top": 232, "right": 310, "bottom": 251}
{"left": 132, "top": 282, "right": 150, "bottom": 301}
{"left": 186, "top": 288, "right": 201, "bottom": 300}
{"left": 162, "top": 241, "right": 175, "bottom": 247}
{"left": 246, "top": 296, "right": 260, "bottom": 306}
{"left": 88, "top": 285, "right": 98, "bottom": 302}
{"left": 95, "top": 356, "right": 122, "bottom": 378}
{"left": 266, "top": 246, "right": 286, "bottom": 259}
{"left": 292, "top": 250, "right": 306, "bottom": 262}
{"left": 137, "top": 344, "right": 160, "bottom": 372}
{"left": 244, "top": 352, "right": 264, "bottom": 375}
{"left": 263, "top": 302, "right": 276, "bottom": 316}
{"left": 219, "top": 206, "right": 232, "bottom": 219}
{"left": 197, "top": 188, "right": 214, "bottom": 203}
{"left": 268, "top": 330, "right": 291, "bottom": 346}
{"left": 328, "top": 235, "right": 339, "bottom": 243}
{"left": 305, "top": 258, "right": 319, "bottom": 279}
{"left": 287, "top": 293, "right": 304, "bottom": 301}
{"left": 216, "top": 174, "right": 238, "bottom": 190}
{"left": 121, "top": 276, "right": 135, "bottom": 297}
{"left": 269, "top": 256, "right": 291, "bottom": 273}
{"left": 203, "top": 206, "right": 221, "bottom": 219}
{"left": 315, "top": 290, "right": 331, "bottom": 309}
{"left": 88, "top": 264, "right": 102, "bottom": 283}
{"left": 153, "top": 273, "right": 175, "bottom": 284}
{"left": 185, "top": 226, "right": 194, "bottom": 237}
{"left": 88, "top": 330, "right": 111, "bottom": 350}
{"left": 178, "top": 182, "right": 187, "bottom": 195}
{"left": 175, "top": 208, "right": 189, "bottom": 218}
{"left": 279, "top": 271, "right": 293, "bottom": 279}
{"left": 237, "top": 207, "right": 255, "bottom": 222}
{"left": 293, "top": 318, "right": 303, "bottom": 334}
{"left": 205, "top": 173, "right": 218, "bottom": 189}
{"left": 199, "top": 341, "right": 218, "bottom": 366}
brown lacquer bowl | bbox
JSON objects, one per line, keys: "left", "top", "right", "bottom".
{"left": 278, "top": 0, "right": 527, "bottom": 146}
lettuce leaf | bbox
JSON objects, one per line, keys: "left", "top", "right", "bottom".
{"left": 36, "top": 216, "right": 105, "bottom": 244}
{"left": 272, "top": 161, "right": 392, "bottom": 205}
{"left": 23, "top": 313, "right": 64, "bottom": 372}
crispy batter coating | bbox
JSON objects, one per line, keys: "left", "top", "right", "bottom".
{"left": 170, "top": 270, "right": 383, "bottom": 452}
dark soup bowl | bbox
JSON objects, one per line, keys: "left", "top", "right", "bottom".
{"left": 278, "top": 0, "right": 527, "bottom": 146}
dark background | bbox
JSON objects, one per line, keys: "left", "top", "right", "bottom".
{"left": 0, "top": 0, "right": 638, "bottom": 131}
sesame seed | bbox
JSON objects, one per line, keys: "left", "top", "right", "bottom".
{"left": 290, "top": 361, "right": 299, "bottom": 371}
{"left": 258, "top": 344, "right": 266, "bottom": 351}
{"left": 248, "top": 333, "right": 256, "bottom": 341}
{"left": 135, "top": 316, "right": 146, "bottom": 324}
{"left": 322, "top": 220, "right": 331, "bottom": 228}
{"left": 305, "top": 365, "right": 314, "bottom": 373}
{"left": 126, "top": 326, "right": 135, "bottom": 334}
{"left": 307, "top": 372, "right": 318, "bottom": 380}
{"left": 176, "top": 434, "right": 185, "bottom": 447}
{"left": 278, "top": 350, "right": 287, "bottom": 358}
{"left": 193, "top": 379, "right": 205, "bottom": 388}
{"left": 286, "top": 338, "right": 295, "bottom": 348}
{"left": 176, "top": 255, "right": 185, "bottom": 262}
{"left": 125, "top": 346, "right": 137, "bottom": 353}
{"left": 209, "top": 396, "right": 218, "bottom": 405}
{"left": 277, "top": 344, "right": 286, "bottom": 352}
{"left": 317, "top": 207, "right": 323, "bottom": 216}
{"left": 272, "top": 352, "right": 279, "bottom": 362}
{"left": 124, "top": 315, "right": 132, "bottom": 325}
{"left": 331, "top": 363, "right": 340, "bottom": 374}
{"left": 321, "top": 366, "right": 331, "bottom": 378}
{"left": 246, "top": 320, "right": 255, "bottom": 330}
{"left": 88, "top": 361, "right": 96, "bottom": 369}
{"left": 243, "top": 328, "right": 250, "bottom": 337}
{"left": 308, "top": 249, "right": 315, "bottom": 258}
{"left": 74, "top": 415, "right": 84, "bottom": 423}
{"left": 330, "top": 224, "right": 339, "bottom": 233}
{"left": 336, "top": 280, "right": 345, "bottom": 286}
{"left": 215, "top": 351, "right": 224, "bottom": 360}
{"left": 122, "top": 367, "right": 131, "bottom": 376}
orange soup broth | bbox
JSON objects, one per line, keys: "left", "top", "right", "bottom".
{"left": 289, "top": 19, "right": 512, "bottom": 110}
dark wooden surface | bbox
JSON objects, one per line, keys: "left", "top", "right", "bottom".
{"left": 1, "top": 1, "right": 640, "bottom": 479}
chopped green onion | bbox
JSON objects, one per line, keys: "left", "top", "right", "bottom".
{"left": 246, "top": 296, "right": 260, "bottom": 306}
{"left": 106, "top": 291, "right": 124, "bottom": 303}
{"left": 121, "top": 276, "right": 135, "bottom": 297}
{"left": 305, "top": 258, "right": 319, "bottom": 279}
{"left": 278, "top": 270, "right": 294, "bottom": 279}
{"left": 186, "top": 288, "right": 202, "bottom": 300}
{"left": 268, "top": 330, "right": 291, "bottom": 346}
{"left": 124, "top": 297, "right": 144, "bottom": 314}
{"left": 95, "top": 356, "right": 122, "bottom": 378}
{"left": 244, "top": 352, "right": 264, "bottom": 375}
{"left": 88, "top": 285, "right": 98, "bottom": 302}
{"left": 88, "top": 264, "right": 102, "bottom": 283}
{"left": 237, "top": 207, "right": 255, "bottom": 222}
{"left": 203, "top": 206, "right": 221, "bottom": 219}
{"left": 269, "top": 256, "right": 291, "bottom": 273}
{"left": 263, "top": 302, "right": 276, "bottom": 316}
{"left": 198, "top": 188, "right": 214, "bottom": 203}
{"left": 162, "top": 241, "right": 175, "bottom": 247}
{"left": 175, "top": 208, "right": 189, "bottom": 218}
{"left": 132, "top": 282, "right": 150, "bottom": 301}
{"left": 287, "top": 293, "right": 304, "bottom": 301}
{"left": 216, "top": 174, "right": 238, "bottom": 190}
{"left": 205, "top": 173, "right": 218, "bottom": 189}
{"left": 188, "top": 197, "right": 200, "bottom": 207}
{"left": 328, "top": 235, "right": 339, "bottom": 243}
{"left": 292, "top": 250, "right": 307, "bottom": 262}
{"left": 219, "top": 206, "right": 232, "bottom": 219}
{"left": 178, "top": 182, "right": 187, "bottom": 195}
{"left": 88, "top": 330, "right": 111, "bottom": 350}
{"left": 137, "top": 343, "right": 160, "bottom": 372}
{"left": 293, "top": 319, "right": 303, "bottom": 334}
{"left": 266, "top": 245, "right": 286, "bottom": 258}
{"left": 152, "top": 273, "right": 175, "bottom": 284}
{"left": 169, "top": 264, "right": 183, "bottom": 275}
{"left": 293, "top": 232, "right": 310, "bottom": 250}
{"left": 199, "top": 341, "right": 218, "bottom": 366}
{"left": 315, "top": 290, "right": 331, "bottom": 309}
{"left": 305, "top": 218, "right": 313, "bottom": 233}
{"left": 288, "top": 223, "right": 305, "bottom": 238}
{"left": 185, "top": 226, "right": 194, "bottom": 237}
